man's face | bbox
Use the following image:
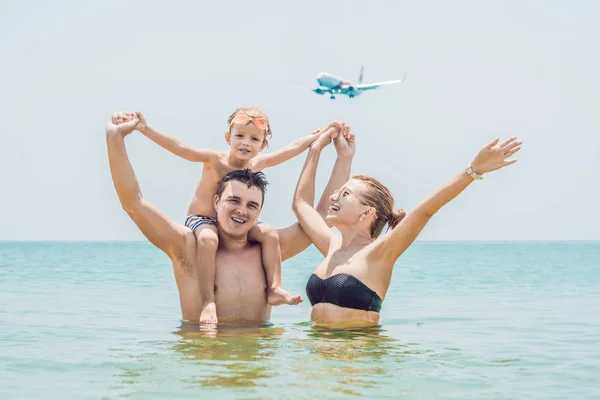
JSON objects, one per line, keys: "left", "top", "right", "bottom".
{"left": 214, "top": 180, "right": 263, "bottom": 238}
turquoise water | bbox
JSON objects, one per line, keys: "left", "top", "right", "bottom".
{"left": 1, "top": 241, "right": 599, "bottom": 399}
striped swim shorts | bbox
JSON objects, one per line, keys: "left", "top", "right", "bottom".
{"left": 184, "top": 214, "right": 218, "bottom": 232}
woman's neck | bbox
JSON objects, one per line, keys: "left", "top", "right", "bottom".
{"left": 337, "top": 225, "right": 373, "bottom": 248}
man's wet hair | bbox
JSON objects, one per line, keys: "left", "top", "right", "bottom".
{"left": 216, "top": 169, "right": 268, "bottom": 206}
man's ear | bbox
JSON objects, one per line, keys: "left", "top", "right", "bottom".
{"left": 214, "top": 194, "right": 220, "bottom": 213}
{"left": 224, "top": 131, "right": 231, "bottom": 145}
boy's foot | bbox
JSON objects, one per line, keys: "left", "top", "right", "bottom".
{"left": 268, "top": 287, "right": 303, "bottom": 306}
{"left": 199, "top": 302, "right": 218, "bottom": 324}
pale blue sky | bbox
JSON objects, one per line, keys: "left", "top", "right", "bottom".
{"left": 1, "top": 0, "right": 598, "bottom": 241}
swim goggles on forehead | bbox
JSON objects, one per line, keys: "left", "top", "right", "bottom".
{"left": 231, "top": 113, "right": 269, "bottom": 130}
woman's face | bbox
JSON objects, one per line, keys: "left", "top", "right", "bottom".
{"left": 326, "top": 179, "right": 371, "bottom": 225}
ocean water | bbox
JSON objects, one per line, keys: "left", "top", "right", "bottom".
{"left": 1, "top": 241, "right": 599, "bottom": 399}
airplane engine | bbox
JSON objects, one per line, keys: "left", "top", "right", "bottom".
{"left": 347, "top": 87, "right": 361, "bottom": 98}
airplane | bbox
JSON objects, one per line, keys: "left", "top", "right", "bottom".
{"left": 312, "top": 66, "right": 406, "bottom": 100}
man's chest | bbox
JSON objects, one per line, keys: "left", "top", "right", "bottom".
{"left": 214, "top": 249, "right": 266, "bottom": 292}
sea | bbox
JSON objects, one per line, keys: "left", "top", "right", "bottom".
{"left": 1, "top": 241, "right": 599, "bottom": 399}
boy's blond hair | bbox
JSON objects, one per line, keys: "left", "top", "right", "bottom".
{"left": 227, "top": 106, "right": 272, "bottom": 140}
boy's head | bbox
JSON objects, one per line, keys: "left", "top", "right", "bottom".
{"left": 225, "top": 106, "right": 272, "bottom": 161}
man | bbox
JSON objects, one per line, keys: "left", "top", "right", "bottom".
{"left": 105, "top": 112, "right": 352, "bottom": 324}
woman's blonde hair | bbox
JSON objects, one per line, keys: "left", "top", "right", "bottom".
{"left": 352, "top": 174, "right": 406, "bottom": 238}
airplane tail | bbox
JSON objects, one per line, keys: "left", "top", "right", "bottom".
{"left": 358, "top": 65, "right": 364, "bottom": 84}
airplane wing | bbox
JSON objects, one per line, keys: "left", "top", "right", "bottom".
{"left": 356, "top": 75, "right": 406, "bottom": 91}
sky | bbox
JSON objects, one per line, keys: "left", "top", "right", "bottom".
{"left": 1, "top": 0, "right": 599, "bottom": 241}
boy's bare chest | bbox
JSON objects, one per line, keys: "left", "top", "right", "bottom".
{"left": 196, "top": 162, "right": 236, "bottom": 191}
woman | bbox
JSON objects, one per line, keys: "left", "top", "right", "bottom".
{"left": 293, "top": 123, "right": 522, "bottom": 325}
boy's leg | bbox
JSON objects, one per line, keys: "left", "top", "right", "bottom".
{"left": 248, "top": 223, "right": 302, "bottom": 306}
{"left": 192, "top": 223, "right": 219, "bottom": 324}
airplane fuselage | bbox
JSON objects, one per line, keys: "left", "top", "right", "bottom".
{"left": 315, "top": 72, "right": 361, "bottom": 98}
{"left": 317, "top": 73, "right": 347, "bottom": 88}
{"left": 312, "top": 68, "right": 404, "bottom": 99}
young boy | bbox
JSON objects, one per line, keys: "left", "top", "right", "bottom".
{"left": 128, "top": 107, "right": 323, "bottom": 324}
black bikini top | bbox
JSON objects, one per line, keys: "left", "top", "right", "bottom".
{"left": 306, "top": 273, "right": 383, "bottom": 313}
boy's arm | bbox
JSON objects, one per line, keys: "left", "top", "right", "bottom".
{"left": 135, "top": 111, "right": 217, "bottom": 163}
{"left": 251, "top": 130, "right": 321, "bottom": 171}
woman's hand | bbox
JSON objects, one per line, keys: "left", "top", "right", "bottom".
{"left": 334, "top": 125, "right": 355, "bottom": 159}
{"left": 470, "top": 136, "right": 522, "bottom": 175}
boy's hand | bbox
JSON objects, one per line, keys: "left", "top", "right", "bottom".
{"left": 310, "top": 121, "right": 341, "bottom": 151}
{"left": 106, "top": 111, "right": 139, "bottom": 138}
{"left": 112, "top": 111, "right": 136, "bottom": 125}
{"left": 307, "top": 128, "right": 322, "bottom": 143}
{"left": 322, "top": 121, "right": 342, "bottom": 139}
{"left": 134, "top": 111, "right": 148, "bottom": 133}
{"left": 310, "top": 129, "right": 334, "bottom": 151}
{"left": 307, "top": 121, "right": 339, "bottom": 146}
{"left": 111, "top": 110, "right": 149, "bottom": 133}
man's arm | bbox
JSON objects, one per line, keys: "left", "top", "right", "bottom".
{"left": 106, "top": 114, "right": 189, "bottom": 259}
{"left": 278, "top": 223, "right": 311, "bottom": 262}
{"left": 252, "top": 130, "right": 320, "bottom": 171}
{"left": 135, "top": 111, "right": 217, "bottom": 163}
